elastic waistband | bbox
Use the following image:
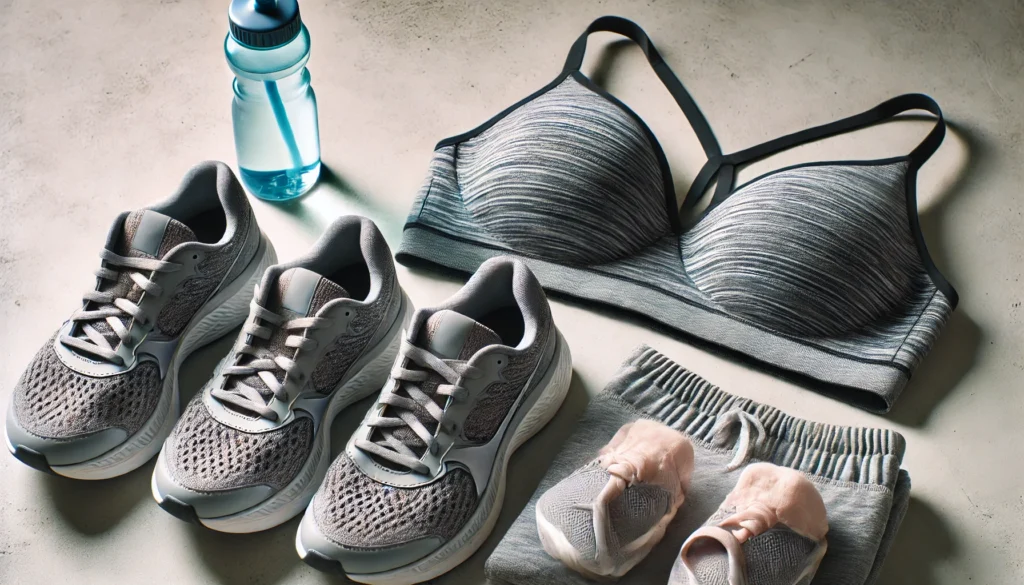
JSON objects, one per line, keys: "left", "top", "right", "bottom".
{"left": 609, "top": 345, "right": 906, "bottom": 489}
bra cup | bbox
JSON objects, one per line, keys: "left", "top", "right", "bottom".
{"left": 682, "top": 162, "right": 924, "bottom": 337}
{"left": 457, "top": 77, "right": 670, "bottom": 265}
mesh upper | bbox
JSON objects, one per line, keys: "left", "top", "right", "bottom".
{"left": 312, "top": 453, "right": 478, "bottom": 548}
{"left": 462, "top": 313, "right": 550, "bottom": 442}
{"left": 163, "top": 397, "right": 313, "bottom": 491}
{"left": 462, "top": 271, "right": 553, "bottom": 443}
{"left": 13, "top": 336, "right": 164, "bottom": 438}
{"left": 311, "top": 265, "right": 394, "bottom": 394}
{"left": 85, "top": 210, "right": 198, "bottom": 346}
{"left": 156, "top": 207, "right": 253, "bottom": 337}
{"left": 537, "top": 463, "right": 671, "bottom": 561}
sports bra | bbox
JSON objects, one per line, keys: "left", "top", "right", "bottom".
{"left": 397, "top": 16, "right": 957, "bottom": 412}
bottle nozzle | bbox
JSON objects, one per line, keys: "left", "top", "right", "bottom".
{"left": 254, "top": 0, "right": 277, "bottom": 13}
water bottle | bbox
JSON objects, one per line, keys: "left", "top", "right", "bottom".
{"left": 226, "top": 0, "right": 320, "bottom": 201}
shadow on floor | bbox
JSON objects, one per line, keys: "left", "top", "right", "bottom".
{"left": 41, "top": 457, "right": 155, "bottom": 536}
{"left": 887, "top": 119, "right": 987, "bottom": 426}
{"left": 255, "top": 163, "right": 406, "bottom": 244}
{"left": 875, "top": 497, "right": 956, "bottom": 585}
{"left": 186, "top": 515, "right": 308, "bottom": 585}
{"left": 887, "top": 309, "right": 981, "bottom": 426}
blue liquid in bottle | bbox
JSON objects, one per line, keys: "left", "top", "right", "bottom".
{"left": 226, "top": 0, "right": 320, "bottom": 201}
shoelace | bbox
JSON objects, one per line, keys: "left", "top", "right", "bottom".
{"left": 712, "top": 409, "right": 767, "bottom": 471}
{"left": 354, "top": 338, "right": 481, "bottom": 474}
{"left": 59, "top": 249, "right": 182, "bottom": 365}
{"left": 210, "top": 297, "right": 330, "bottom": 421}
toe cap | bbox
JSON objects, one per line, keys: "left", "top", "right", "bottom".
{"left": 12, "top": 336, "right": 163, "bottom": 440}
{"left": 5, "top": 403, "right": 127, "bottom": 467}
{"left": 152, "top": 451, "right": 274, "bottom": 519}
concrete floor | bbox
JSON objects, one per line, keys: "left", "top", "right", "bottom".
{"left": 1, "top": 0, "right": 1022, "bottom": 583}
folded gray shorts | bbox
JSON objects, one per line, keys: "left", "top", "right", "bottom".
{"left": 485, "top": 345, "right": 910, "bottom": 585}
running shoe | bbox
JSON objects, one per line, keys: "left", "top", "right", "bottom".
{"left": 152, "top": 215, "right": 411, "bottom": 533}
{"left": 536, "top": 419, "right": 694, "bottom": 579}
{"left": 5, "top": 161, "right": 274, "bottom": 479}
{"left": 296, "top": 256, "right": 573, "bottom": 585}
{"left": 669, "top": 462, "right": 829, "bottom": 585}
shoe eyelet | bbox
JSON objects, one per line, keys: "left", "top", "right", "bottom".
{"left": 429, "top": 442, "right": 439, "bottom": 456}
{"left": 192, "top": 254, "right": 199, "bottom": 260}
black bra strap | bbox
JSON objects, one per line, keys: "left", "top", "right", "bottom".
{"left": 683, "top": 93, "right": 946, "bottom": 209}
{"left": 564, "top": 16, "right": 722, "bottom": 160}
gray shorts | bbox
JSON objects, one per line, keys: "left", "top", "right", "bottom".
{"left": 485, "top": 345, "right": 910, "bottom": 585}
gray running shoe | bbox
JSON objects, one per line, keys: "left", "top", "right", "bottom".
{"left": 5, "top": 161, "right": 273, "bottom": 480}
{"left": 536, "top": 419, "right": 694, "bottom": 579}
{"left": 296, "top": 257, "right": 573, "bottom": 585}
{"left": 151, "top": 216, "right": 410, "bottom": 533}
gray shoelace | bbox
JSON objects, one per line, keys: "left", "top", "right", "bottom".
{"left": 60, "top": 249, "right": 182, "bottom": 365}
{"left": 211, "top": 296, "right": 331, "bottom": 421}
{"left": 712, "top": 409, "right": 766, "bottom": 471}
{"left": 354, "top": 338, "right": 481, "bottom": 474}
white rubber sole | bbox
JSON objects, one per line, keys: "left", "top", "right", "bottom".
{"left": 49, "top": 236, "right": 278, "bottom": 480}
{"left": 152, "top": 292, "right": 414, "bottom": 533}
{"left": 329, "top": 331, "right": 574, "bottom": 585}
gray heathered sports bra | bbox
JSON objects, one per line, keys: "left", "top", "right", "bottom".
{"left": 397, "top": 16, "right": 957, "bottom": 412}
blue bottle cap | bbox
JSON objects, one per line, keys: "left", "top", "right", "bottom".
{"left": 229, "top": 0, "right": 302, "bottom": 49}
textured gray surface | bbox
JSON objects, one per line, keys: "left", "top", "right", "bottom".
{"left": 0, "top": 1, "right": 1021, "bottom": 584}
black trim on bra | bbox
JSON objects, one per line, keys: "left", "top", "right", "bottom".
{"left": 726, "top": 156, "right": 911, "bottom": 195}
{"left": 561, "top": 16, "right": 722, "bottom": 160}
{"left": 435, "top": 70, "right": 574, "bottom": 149}
{"left": 683, "top": 93, "right": 947, "bottom": 211}
{"left": 905, "top": 167, "right": 958, "bottom": 306}
{"left": 680, "top": 93, "right": 956, "bottom": 306}
{"left": 435, "top": 16, "right": 722, "bottom": 234}
{"left": 433, "top": 15, "right": 957, "bottom": 308}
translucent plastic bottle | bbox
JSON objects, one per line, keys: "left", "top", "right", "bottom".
{"left": 225, "top": 0, "right": 320, "bottom": 201}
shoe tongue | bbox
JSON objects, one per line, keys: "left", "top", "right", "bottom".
{"left": 76, "top": 210, "right": 199, "bottom": 352}
{"left": 117, "top": 209, "right": 197, "bottom": 259}
{"left": 419, "top": 310, "right": 501, "bottom": 360}
{"left": 224, "top": 267, "right": 350, "bottom": 415}
{"left": 364, "top": 310, "right": 500, "bottom": 469}
{"left": 267, "top": 267, "right": 350, "bottom": 318}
